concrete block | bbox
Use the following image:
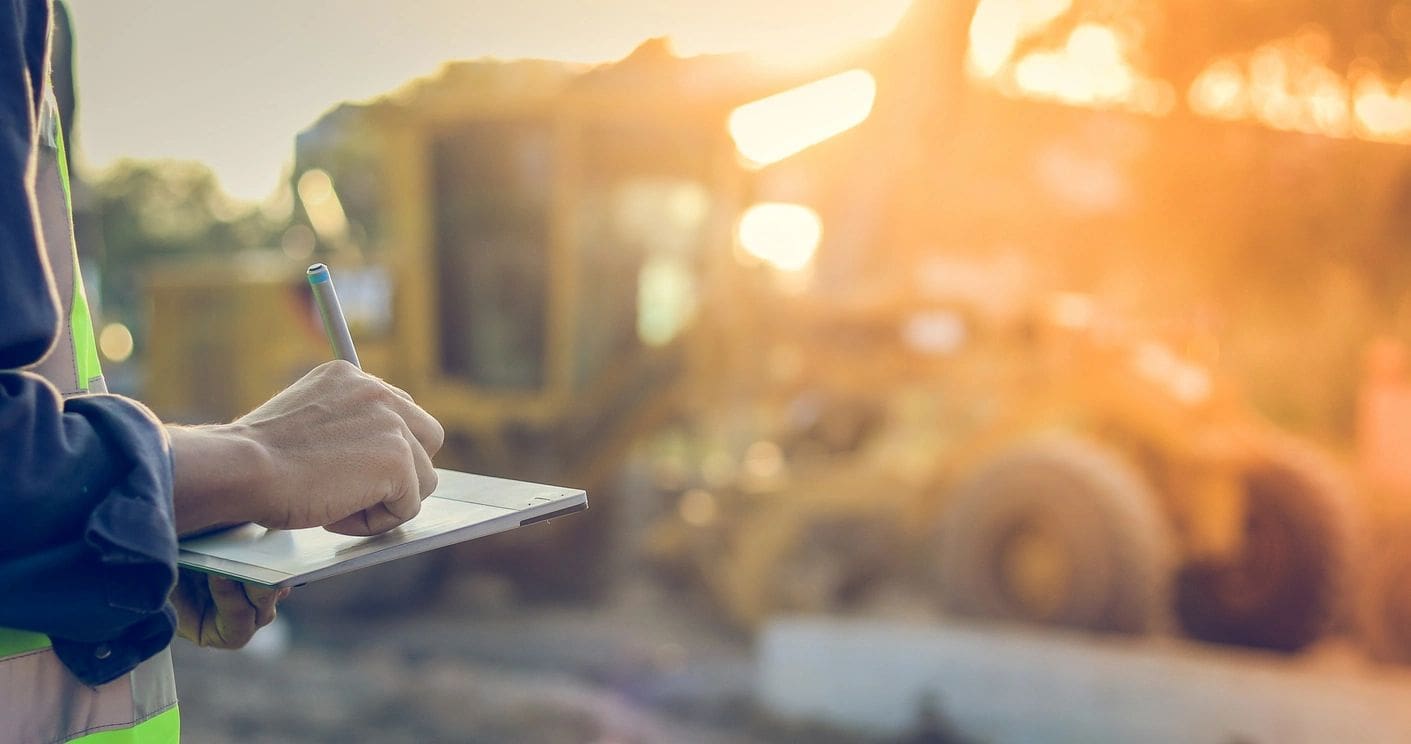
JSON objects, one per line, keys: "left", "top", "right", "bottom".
{"left": 757, "top": 618, "right": 1411, "bottom": 743}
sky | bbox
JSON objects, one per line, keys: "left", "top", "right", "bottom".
{"left": 65, "top": 0, "right": 911, "bottom": 203}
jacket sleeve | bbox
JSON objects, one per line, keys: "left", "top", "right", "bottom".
{"left": 0, "top": 0, "right": 177, "bottom": 687}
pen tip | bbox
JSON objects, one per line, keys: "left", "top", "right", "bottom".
{"left": 306, "top": 263, "right": 327, "bottom": 275}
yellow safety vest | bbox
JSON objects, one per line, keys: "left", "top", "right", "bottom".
{"left": 0, "top": 85, "right": 180, "bottom": 744}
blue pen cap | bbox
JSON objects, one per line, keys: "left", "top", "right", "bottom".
{"left": 307, "top": 263, "right": 331, "bottom": 284}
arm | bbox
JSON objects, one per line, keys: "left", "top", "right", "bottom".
{"left": 166, "top": 423, "right": 269, "bottom": 536}
{"left": 0, "top": 1, "right": 179, "bottom": 686}
{"left": 168, "top": 360, "right": 443, "bottom": 538}
{"left": 1, "top": 362, "right": 444, "bottom": 673}
{"left": 1, "top": 3, "right": 442, "bottom": 677}
{"left": 162, "top": 362, "right": 443, "bottom": 653}
{"left": 0, "top": 377, "right": 179, "bottom": 685}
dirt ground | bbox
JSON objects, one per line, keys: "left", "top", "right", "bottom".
{"left": 170, "top": 579, "right": 883, "bottom": 744}
{"left": 170, "top": 570, "right": 1411, "bottom": 744}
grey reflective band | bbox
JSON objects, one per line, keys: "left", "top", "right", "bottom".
{"left": 0, "top": 82, "right": 176, "bottom": 744}
{"left": 24, "top": 87, "right": 104, "bottom": 395}
{"left": 0, "top": 646, "right": 177, "bottom": 743}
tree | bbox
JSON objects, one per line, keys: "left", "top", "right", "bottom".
{"left": 89, "top": 160, "right": 283, "bottom": 340}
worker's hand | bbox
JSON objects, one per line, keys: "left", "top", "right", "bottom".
{"left": 170, "top": 569, "right": 289, "bottom": 650}
{"left": 167, "top": 362, "right": 443, "bottom": 536}
{"left": 236, "top": 360, "right": 445, "bottom": 536}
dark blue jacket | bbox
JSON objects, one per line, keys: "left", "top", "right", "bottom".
{"left": 1, "top": 0, "right": 177, "bottom": 686}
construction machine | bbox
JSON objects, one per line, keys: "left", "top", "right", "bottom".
{"left": 146, "top": 49, "right": 783, "bottom": 602}
{"left": 641, "top": 254, "right": 1356, "bottom": 653}
{"left": 638, "top": 0, "right": 1388, "bottom": 655}
{"left": 144, "top": 0, "right": 1411, "bottom": 656}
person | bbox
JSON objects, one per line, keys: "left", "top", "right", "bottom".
{"left": 0, "top": 2, "right": 445, "bottom": 742}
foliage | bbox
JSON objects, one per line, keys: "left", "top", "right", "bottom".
{"left": 86, "top": 159, "right": 284, "bottom": 335}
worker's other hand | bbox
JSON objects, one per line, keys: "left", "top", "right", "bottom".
{"left": 171, "top": 570, "right": 289, "bottom": 650}
{"left": 238, "top": 360, "right": 445, "bottom": 535}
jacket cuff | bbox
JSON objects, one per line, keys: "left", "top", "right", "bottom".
{"left": 67, "top": 395, "right": 178, "bottom": 615}
{"left": 51, "top": 607, "right": 175, "bottom": 687}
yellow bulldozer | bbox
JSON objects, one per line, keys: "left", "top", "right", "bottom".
{"left": 642, "top": 280, "right": 1356, "bottom": 654}
{"left": 143, "top": 0, "right": 1411, "bottom": 657}
{"left": 631, "top": 0, "right": 1411, "bottom": 659}
{"left": 146, "top": 48, "right": 773, "bottom": 600}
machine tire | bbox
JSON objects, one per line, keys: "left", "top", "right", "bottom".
{"left": 1174, "top": 440, "right": 1354, "bottom": 653}
{"left": 935, "top": 435, "right": 1172, "bottom": 634}
{"left": 1360, "top": 521, "right": 1411, "bottom": 665}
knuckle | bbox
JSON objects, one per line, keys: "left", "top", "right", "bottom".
{"left": 372, "top": 404, "right": 400, "bottom": 429}
{"left": 362, "top": 407, "right": 401, "bottom": 441}
{"left": 355, "top": 378, "right": 385, "bottom": 402}
{"left": 381, "top": 436, "right": 413, "bottom": 470}
{"left": 323, "top": 359, "right": 356, "bottom": 378}
{"left": 373, "top": 382, "right": 400, "bottom": 404}
{"left": 306, "top": 400, "right": 334, "bottom": 421}
{"left": 403, "top": 491, "right": 423, "bottom": 519}
{"left": 427, "top": 417, "right": 446, "bottom": 454}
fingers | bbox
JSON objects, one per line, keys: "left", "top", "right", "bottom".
{"left": 323, "top": 503, "right": 397, "bottom": 536}
{"left": 257, "top": 360, "right": 442, "bottom": 535}
{"left": 381, "top": 380, "right": 414, "bottom": 404}
{"left": 328, "top": 362, "right": 443, "bottom": 459}
{"left": 324, "top": 443, "right": 421, "bottom": 536}
{"left": 242, "top": 583, "right": 282, "bottom": 628}
{"left": 340, "top": 370, "right": 442, "bottom": 494}
{"left": 201, "top": 578, "right": 289, "bottom": 650}
{"left": 320, "top": 511, "right": 363, "bottom": 536}
{"left": 207, "top": 576, "right": 259, "bottom": 648}
{"left": 324, "top": 457, "right": 429, "bottom": 536}
{"left": 381, "top": 431, "right": 425, "bottom": 519}
{"left": 404, "top": 426, "right": 439, "bottom": 499}
{"left": 170, "top": 571, "right": 206, "bottom": 645}
{"left": 379, "top": 387, "right": 444, "bottom": 457}
{"left": 345, "top": 365, "right": 443, "bottom": 457}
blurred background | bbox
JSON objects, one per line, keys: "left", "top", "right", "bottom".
{"left": 57, "top": 0, "right": 1411, "bottom": 741}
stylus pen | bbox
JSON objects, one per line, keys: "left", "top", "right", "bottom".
{"left": 307, "top": 263, "right": 361, "bottom": 369}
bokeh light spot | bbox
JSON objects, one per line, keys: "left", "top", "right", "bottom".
{"left": 737, "top": 203, "right": 823, "bottom": 272}
{"left": 99, "top": 322, "right": 135, "bottom": 363}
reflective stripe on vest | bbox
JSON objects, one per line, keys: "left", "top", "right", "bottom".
{"left": 0, "top": 84, "right": 179, "bottom": 743}
{"left": 53, "top": 117, "right": 104, "bottom": 393}
{"left": 26, "top": 85, "right": 104, "bottom": 396}
{"left": 0, "top": 632, "right": 179, "bottom": 744}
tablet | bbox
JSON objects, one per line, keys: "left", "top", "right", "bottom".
{"left": 177, "top": 469, "right": 587, "bottom": 588}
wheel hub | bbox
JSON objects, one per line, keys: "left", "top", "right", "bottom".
{"left": 998, "top": 521, "right": 1074, "bottom": 621}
